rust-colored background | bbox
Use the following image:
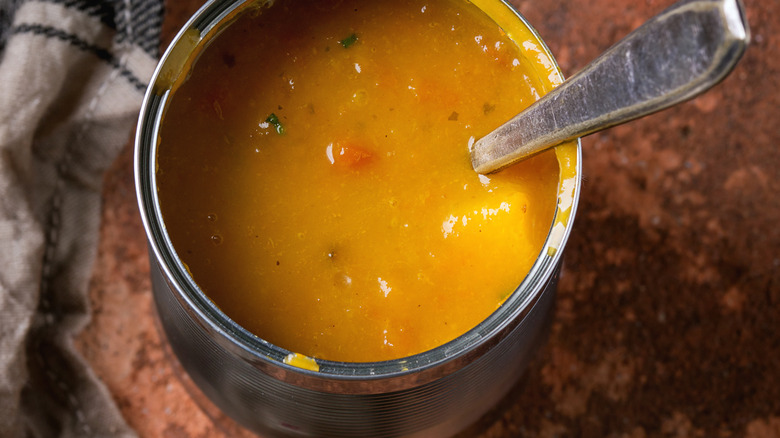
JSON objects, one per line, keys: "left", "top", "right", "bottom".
{"left": 76, "top": 0, "right": 780, "bottom": 436}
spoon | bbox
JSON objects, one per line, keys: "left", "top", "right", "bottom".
{"left": 470, "top": 0, "right": 750, "bottom": 174}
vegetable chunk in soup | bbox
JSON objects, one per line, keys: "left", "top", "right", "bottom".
{"left": 157, "top": 0, "right": 565, "bottom": 362}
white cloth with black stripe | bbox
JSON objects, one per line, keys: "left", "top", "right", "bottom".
{"left": 0, "top": 1, "right": 162, "bottom": 437}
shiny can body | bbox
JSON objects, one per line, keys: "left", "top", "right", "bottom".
{"left": 135, "top": 0, "right": 582, "bottom": 436}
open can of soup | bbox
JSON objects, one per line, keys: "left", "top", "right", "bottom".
{"left": 135, "top": 0, "right": 581, "bottom": 436}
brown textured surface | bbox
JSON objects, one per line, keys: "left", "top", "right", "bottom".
{"left": 76, "top": 0, "right": 780, "bottom": 436}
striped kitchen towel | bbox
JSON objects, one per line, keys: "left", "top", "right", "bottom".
{"left": 0, "top": 1, "right": 163, "bottom": 437}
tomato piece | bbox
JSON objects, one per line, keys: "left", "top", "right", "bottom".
{"left": 326, "top": 141, "right": 374, "bottom": 169}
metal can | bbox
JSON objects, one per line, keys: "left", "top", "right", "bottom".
{"left": 135, "top": 0, "right": 581, "bottom": 436}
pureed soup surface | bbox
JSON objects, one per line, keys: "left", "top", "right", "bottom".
{"left": 157, "top": 0, "right": 564, "bottom": 363}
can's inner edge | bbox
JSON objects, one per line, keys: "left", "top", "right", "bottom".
{"left": 135, "top": 0, "right": 583, "bottom": 382}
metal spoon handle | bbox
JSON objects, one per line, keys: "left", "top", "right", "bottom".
{"left": 471, "top": 0, "right": 750, "bottom": 174}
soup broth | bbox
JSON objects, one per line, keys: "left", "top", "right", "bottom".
{"left": 157, "top": 0, "right": 564, "bottom": 362}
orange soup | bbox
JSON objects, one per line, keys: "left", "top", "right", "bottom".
{"left": 157, "top": 0, "right": 564, "bottom": 362}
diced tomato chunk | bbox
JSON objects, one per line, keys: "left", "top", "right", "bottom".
{"left": 326, "top": 141, "right": 374, "bottom": 169}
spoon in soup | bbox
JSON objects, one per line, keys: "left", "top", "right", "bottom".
{"left": 470, "top": 0, "right": 749, "bottom": 174}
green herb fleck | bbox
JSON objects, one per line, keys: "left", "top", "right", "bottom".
{"left": 339, "top": 33, "right": 358, "bottom": 48}
{"left": 266, "top": 113, "right": 285, "bottom": 135}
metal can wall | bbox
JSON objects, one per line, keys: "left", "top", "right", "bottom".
{"left": 135, "top": 0, "right": 581, "bottom": 436}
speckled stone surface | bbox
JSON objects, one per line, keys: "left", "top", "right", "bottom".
{"left": 75, "top": 0, "right": 780, "bottom": 436}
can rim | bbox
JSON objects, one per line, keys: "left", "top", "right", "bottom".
{"left": 134, "top": 0, "right": 582, "bottom": 390}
